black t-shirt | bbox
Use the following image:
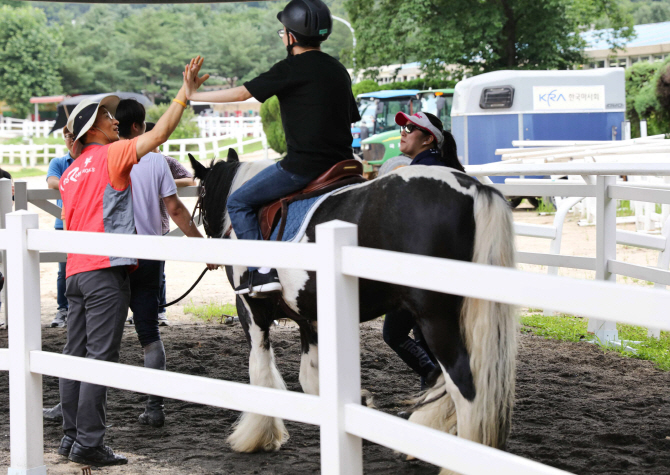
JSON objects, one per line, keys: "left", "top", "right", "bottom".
{"left": 245, "top": 51, "right": 361, "bottom": 177}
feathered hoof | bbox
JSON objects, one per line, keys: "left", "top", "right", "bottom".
{"left": 227, "top": 412, "right": 289, "bottom": 453}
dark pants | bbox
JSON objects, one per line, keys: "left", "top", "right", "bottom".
{"left": 158, "top": 260, "right": 166, "bottom": 313}
{"left": 60, "top": 266, "right": 130, "bottom": 447}
{"left": 56, "top": 228, "right": 68, "bottom": 311}
{"left": 129, "top": 259, "right": 162, "bottom": 348}
{"left": 227, "top": 162, "right": 316, "bottom": 270}
{"left": 57, "top": 261, "right": 68, "bottom": 311}
{"left": 383, "top": 309, "right": 436, "bottom": 378}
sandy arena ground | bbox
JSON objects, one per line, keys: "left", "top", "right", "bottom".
{"left": 1, "top": 167, "right": 669, "bottom": 474}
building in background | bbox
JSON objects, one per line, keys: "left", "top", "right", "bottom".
{"left": 582, "top": 21, "right": 670, "bottom": 69}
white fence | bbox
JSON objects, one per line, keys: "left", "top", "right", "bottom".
{"left": 0, "top": 117, "right": 60, "bottom": 139}
{"left": 0, "top": 135, "right": 268, "bottom": 167}
{"left": 160, "top": 134, "right": 268, "bottom": 162}
{"left": 3, "top": 173, "right": 670, "bottom": 474}
{"left": 467, "top": 162, "right": 670, "bottom": 340}
{"left": 196, "top": 116, "right": 263, "bottom": 139}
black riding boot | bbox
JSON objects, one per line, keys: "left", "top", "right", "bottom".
{"left": 139, "top": 340, "right": 166, "bottom": 428}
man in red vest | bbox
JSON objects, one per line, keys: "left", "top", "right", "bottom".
{"left": 57, "top": 58, "right": 208, "bottom": 467}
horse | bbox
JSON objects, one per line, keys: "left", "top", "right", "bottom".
{"left": 189, "top": 150, "right": 517, "bottom": 467}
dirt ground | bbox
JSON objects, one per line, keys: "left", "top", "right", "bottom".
{"left": 2, "top": 322, "right": 670, "bottom": 475}
{"left": 1, "top": 175, "right": 670, "bottom": 474}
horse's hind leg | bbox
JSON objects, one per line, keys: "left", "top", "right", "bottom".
{"left": 298, "top": 321, "right": 319, "bottom": 395}
{"left": 227, "top": 295, "right": 289, "bottom": 453}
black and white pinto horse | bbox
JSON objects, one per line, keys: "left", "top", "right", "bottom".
{"left": 190, "top": 151, "right": 517, "bottom": 467}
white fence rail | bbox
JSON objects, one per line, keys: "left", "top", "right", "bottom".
{"left": 159, "top": 133, "right": 268, "bottom": 162}
{"left": 0, "top": 117, "right": 60, "bottom": 139}
{"left": 3, "top": 169, "right": 670, "bottom": 474}
{"left": 196, "top": 116, "right": 263, "bottom": 139}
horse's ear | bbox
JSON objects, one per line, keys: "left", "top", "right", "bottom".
{"left": 189, "top": 153, "right": 209, "bottom": 180}
{"left": 227, "top": 148, "right": 239, "bottom": 162}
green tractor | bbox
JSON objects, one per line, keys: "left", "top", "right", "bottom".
{"left": 360, "top": 88, "right": 454, "bottom": 177}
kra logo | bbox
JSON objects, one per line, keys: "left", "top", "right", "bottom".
{"left": 84, "top": 157, "right": 92, "bottom": 168}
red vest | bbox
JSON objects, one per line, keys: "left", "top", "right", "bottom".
{"left": 60, "top": 144, "right": 137, "bottom": 278}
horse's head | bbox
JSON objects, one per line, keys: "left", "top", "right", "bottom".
{"left": 189, "top": 148, "right": 241, "bottom": 238}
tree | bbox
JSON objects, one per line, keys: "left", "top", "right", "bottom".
{"left": 345, "top": 0, "right": 635, "bottom": 76}
{"left": 625, "top": 58, "right": 670, "bottom": 137}
{"left": 260, "top": 96, "right": 286, "bottom": 155}
{"left": 0, "top": 5, "right": 62, "bottom": 117}
{"left": 146, "top": 103, "right": 200, "bottom": 140}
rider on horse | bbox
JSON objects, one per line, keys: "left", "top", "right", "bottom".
{"left": 184, "top": 0, "right": 361, "bottom": 297}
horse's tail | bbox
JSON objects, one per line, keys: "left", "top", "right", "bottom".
{"left": 460, "top": 185, "right": 517, "bottom": 448}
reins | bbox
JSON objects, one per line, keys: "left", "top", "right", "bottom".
{"left": 159, "top": 267, "right": 210, "bottom": 308}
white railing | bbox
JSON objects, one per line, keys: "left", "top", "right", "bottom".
{"left": 196, "top": 116, "right": 263, "bottom": 139}
{"left": 4, "top": 176, "right": 670, "bottom": 474}
{"left": 0, "top": 117, "right": 60, "bottom": 139}
{"left": 0, "top": 143, "right": 68, "bottom": 167}
{"left": 160, "top": 133, "right": 268, "bottom": 162}
{"left": 466, "top": 162, "right": 670, "bottom": 340}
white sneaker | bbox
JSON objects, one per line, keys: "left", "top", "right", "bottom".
{"left": 157, "top": 312, "right": 169, "bottom": 326}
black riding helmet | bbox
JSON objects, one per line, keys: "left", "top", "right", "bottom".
{"left": 277, "top": 0, "right": 332, "bottom": 40}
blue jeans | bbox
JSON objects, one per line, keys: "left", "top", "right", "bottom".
{"left": 57, "top": 261, "right": 68, "bottom": 311}
{"left": 227, "top": 162, "right": 316, "bottom": 270}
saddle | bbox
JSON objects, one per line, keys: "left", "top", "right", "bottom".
{"left": 259, "top": 160, "right": 366, "bottom": 240}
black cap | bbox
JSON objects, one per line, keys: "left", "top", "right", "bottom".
{"left": 72, "top": 103, "right": 98, "bottom": 139}
{"left": 277, "top": 0, "right": 332, "bottom": 39}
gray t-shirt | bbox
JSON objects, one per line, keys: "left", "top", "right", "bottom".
{"left": 130, "top": 153, "right": 177, "bottom": 236}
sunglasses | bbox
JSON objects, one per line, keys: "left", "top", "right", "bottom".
{"left": 401, "top": 124, "right": 421, "bottom": 134}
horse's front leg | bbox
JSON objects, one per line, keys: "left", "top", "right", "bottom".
{"left": 297, "top": 320, "right": 319, "bottom": 395}
{"left": 227, "top": 293, "right": 289, "bottom": 453}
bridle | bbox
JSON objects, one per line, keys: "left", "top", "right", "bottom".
{"left": 191, "top": 178, "right": 233, "bottom": 239}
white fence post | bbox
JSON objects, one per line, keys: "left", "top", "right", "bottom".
{"left": 588, "top": 175, "right": 619, "bottom": 342}
{"left": 6, "top": 210, "right": 46, "bottom": 475}
{"left": 0, "top": 178, "right": 12, "bottom": 328}
{"left": 14, "top": 181, "right": 28, "bottom": 211}
{"left": 316, "top": 221, "right": 363, "bottom": 475}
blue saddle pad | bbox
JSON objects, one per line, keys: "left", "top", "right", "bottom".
{"left": 269, "top": 185, "right": 353, "bottom": 242}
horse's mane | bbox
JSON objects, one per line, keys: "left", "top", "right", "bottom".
{"left": 201, "top": 158, "right": 273, "bottom": 238}
{"left": 201, "top": 158, "right": 242, "bottom": 238}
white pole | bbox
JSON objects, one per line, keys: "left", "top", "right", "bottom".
{"left": 6, "top": 210, "right": 47, "bottom": 475}
{"left": 588, "top": 175, "right": 619, "bottom": 342}
{"left": 316, "top": 221, "right": 363, "bottom": 475}
{"left": 0, "top": 178, "right": 12, "bottom": 328}
{"left": 640, "top": 120, "right": 648, "bottom": 138}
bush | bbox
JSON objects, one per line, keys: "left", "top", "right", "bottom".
{"left": 626, "top": 58, "right": 670, "bottom": 137}
{"left": 260, "top": 95, "right": 286, "bottom": 155}
{"left": 146, "top": 103, "right": 200, "bottom": 140}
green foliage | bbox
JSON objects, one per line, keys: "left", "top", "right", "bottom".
{"left": 260, "top": 95, "right": 287, "bottom": 155}
{"left": 625, "top": 57, "right": 670, "bottom": 136}
{"left": 521, "top": 312, "right": 670, "bottom": 371}
{"left": 623, "top": 0, "right": 670, "bottom": 24}
{"left": 345, "top": 0, "right": 635, "bottom": 76}
{"left": 146, "top": 104, "right": 200, "bottom": 140}
{"left": 0, "top": 6, "right": 62, "bottom": 117}
{"left": 352, "top": 77, "right": 456, "bottom": 97}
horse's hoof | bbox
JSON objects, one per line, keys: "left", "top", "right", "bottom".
{"left": 361, "top": 389, "right": 376, "bottom": 408}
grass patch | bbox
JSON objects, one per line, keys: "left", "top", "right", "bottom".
{"left": 617, "top": 199, "right": 634, "bottom": 217}
{"left": 521, "top": 312, "right": 670, "bottom": 371}
{"left": 183, "top": 300, "right": 237, "bottom": 323}
{"left": 1, "top": 137, "right": 64, "bottom": 146}
{"left": 9, "top": 168, "right": 46, "bottom": 178}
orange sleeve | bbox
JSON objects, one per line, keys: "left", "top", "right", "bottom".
{"left": 107, "top": 137, "right": 140, "bottom": 190}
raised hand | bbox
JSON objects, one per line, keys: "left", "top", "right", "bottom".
{"left": 183, "top": 56, "right": 210, "bottom": 100}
